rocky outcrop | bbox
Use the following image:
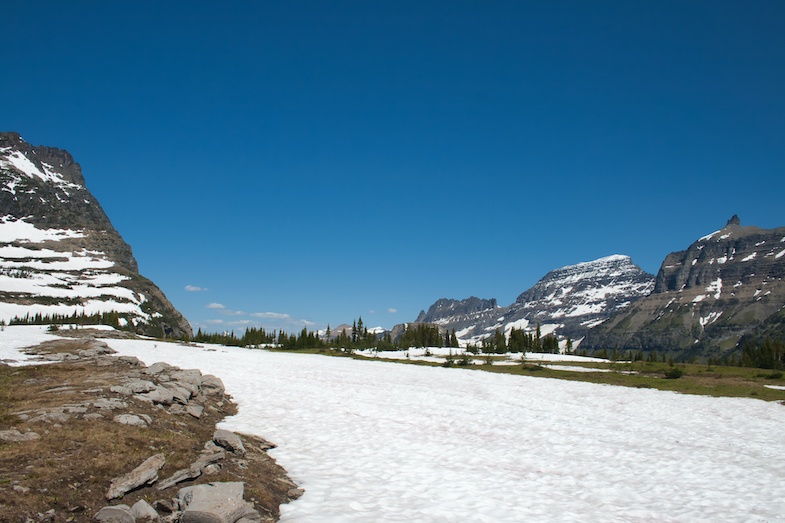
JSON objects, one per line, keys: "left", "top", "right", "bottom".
{"left": 0, "top": 132, "right": 191, "bottom": 338}
{"left": 582, "top": 217, "right": 785, "bottom": 358}
{"left": 0, "top": 334, "right": 299, "bottom": 521}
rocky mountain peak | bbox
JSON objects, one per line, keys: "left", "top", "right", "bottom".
{"left": 583, "top": 218, "right": 785, "bottom": 358}
{"left": 0, "top": 133, "right": 191, "bottom": 338}
{"left": 413, "top": 255, "right": 654, "bottom": 346}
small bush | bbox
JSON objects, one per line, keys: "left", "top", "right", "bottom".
{"left": 664, "top": 367, "right": 684, "bottom": 379}
{"left": 764, "top": 371, "right": 783, "bottom": 380}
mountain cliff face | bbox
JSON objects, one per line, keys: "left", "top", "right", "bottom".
{"left": 0, "top": 132, "right": 191, "bottom": 337}
{"left": 582, "top": 216, "right": 785, "bottom": 358}
{"left": 415, "top": 255, "right": 654, "bottom": 345}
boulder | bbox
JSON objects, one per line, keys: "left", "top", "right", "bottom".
{"left": 186, "top": 405, "right": 204, "bottom": 419}
{"left": 135, "top": 387, "right": 175, "bottom": 406}
{"left": 106, "top": 453, "right": 166, "bottom": 500}
{"left": 200, "top": 375, "right": 225, "bottom": 395}
{"left": 124, "top": 379, "right": 158, "bottom": 394}
{"left": 130, "top": 499, "right": 159, "bottom": 521}
{"left": 113, "top": 414, "right": 149, "bottom": 427}
{"left": 163, "top": 383, "right": 192, "bottom": 404}
{"left": 0, "top": 429, "right": 40, "bottom": 442}
{"left": 94, "top": 504, "right": 134, "bottom": 523}
{"left": 213, "top": 430, "right": 245, "bottom": 456}
{"left": 178, "top": 482, "right": 260, "bottom": 523}
{"left": 144, "top": 362, "right": 174, "bottom": 376}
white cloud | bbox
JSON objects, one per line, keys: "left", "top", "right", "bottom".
{"left": 204, "top": 319, "right": 225, "bottom": 325}
{"left": 206, "top": 303, "right": 226, "bottom": 309}
{"left": 185, "top": 285, "right": 208, "bottom": 292}
{"left": 252, "top": 312, "right": 292, "bottom": 320}
{"left": 388, "top": 308, "right": 398, "bottom": 314}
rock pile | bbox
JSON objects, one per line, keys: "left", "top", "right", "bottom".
{"left": 0, "top": 335, "right": 300, "bottom": 522}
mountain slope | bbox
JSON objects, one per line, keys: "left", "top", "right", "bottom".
{"left": 582, "top": 216, "right": 785, "bottom": 358}
{"left": 415, "top": 255, "right": 654, "bottom": 345}
{"left": 0, "top": 132, "right": 191, "bottom": 337}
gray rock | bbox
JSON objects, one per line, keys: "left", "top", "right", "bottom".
{"left": 94, "top": 504, "right": 134, "bottom": 523}
{"left": 130, "top": 499, "right": 159, "bottom": 521}
{"left": 144, "top": 362, "right": 174, "bottom": 375}
{"left": 118, "top": 355, "right": 144, "bottom": 367}
{"left": 106, "top": 453, "right": 166, "bottom": 500}
{"left": 0, "top": 429, "right": 40, "bottom": 442}
{"left": 113, "top": 414, "right": 149, "bottom": 427}
{"left": 124, "top": 379, "right": 158, "bottom": 393}
{"left": 200, "top": 375, "right": 225, "bottom": 395}
{"left": 135, "top": 387, "right": 175, "bottom": 406}
{"left": 28, "top": 411, "right": 70, "bottom": 423}
{"left": 110, "top": 385, "right": 134, "bottom": 396}
{"left": 83, "top": 412, "right": 104, "bottom": 420}
{"left": 178, "top": 482, "right": 259, "bottom": 523}
{"left": 186, "top": 405, "right": 204, "bottom": 419}
{"left": 163, "top": 383, "right": 191, "bottom": 404}
{"left": 158, "top": 450, "right": 226, "bottom": 491}
{"left": 170, "top": 369, "right": 203, "bottom": 387}
{"left": 94, "top": 398, "right": 128, "bottom": 410}
{"left": 213, "top": 429, "right": 245, "bottom": 456}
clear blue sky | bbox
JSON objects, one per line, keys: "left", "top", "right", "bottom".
{"left": 3, "top": 1, "right": 784, "bottom": 333}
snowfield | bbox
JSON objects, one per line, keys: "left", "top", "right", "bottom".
{"left": 3, "top": 327, "right": 785, "bottom": 521}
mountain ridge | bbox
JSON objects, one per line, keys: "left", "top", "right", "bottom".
{"left": 0, "top": 132, "right": 191, "bottom": 337}
{"left": 414, "top": 254, "right": 655, "bottom": 345}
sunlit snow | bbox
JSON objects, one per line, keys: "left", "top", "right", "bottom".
{"left": 94, "top": 336, "right": 785, "bottom": 522}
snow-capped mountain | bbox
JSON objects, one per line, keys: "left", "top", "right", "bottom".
{"left": 583, "top": 216, "right": 785, "bottom": 358}
{"left": 0, "top": 132, "right": 191, "bottom": 337}
{"left": 415, "top": 255, "right": 655, "bottom": 346}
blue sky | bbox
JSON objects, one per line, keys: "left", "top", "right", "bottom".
{"left": 3, "top": 1, "right": 784, "bottom": 333}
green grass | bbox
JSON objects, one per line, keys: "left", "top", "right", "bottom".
{"left": 265, "top": 347, "right": 785, "bottom": 402}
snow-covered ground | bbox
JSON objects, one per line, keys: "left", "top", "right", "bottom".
{"left": 3, "top": 327, "right": 785, "bottom": 521}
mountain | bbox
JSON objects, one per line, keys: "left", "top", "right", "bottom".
{"left": 0, "top": 132, "right": 191, "bottom": 337}
{"left": 415, "top": 255, "right": 655, "bottom": 345}
{"left": 582, "top": 216, "right": 785, "bottom": 359}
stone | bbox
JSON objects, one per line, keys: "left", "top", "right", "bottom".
{"left": 124, "top": 379, "right": 158, "bottom": 393}
{"left": 170, "top": 369, "right": 203, "bottom": 386}
{"left": 94, "top": 505, "right": 134, "bottom": 523}
{"left": 130, "top": 499, "right": 159, "bottom": 521}
{"left": 186, "top": 405, "right": 204, "bottom": 419}
{"left": 83, "top": 413, "right": 104, "bottom": 420}
{"left": 158, "top": 450, "right": 226, "bottom": 491}
{"left": 118, "top": 355, "right": 144, "bottom": 367}
{"left": 106, "top": 453, "right": 166, "bottom": 500}
{"left": 178, "top": 482, "right": 260, "bottom": 523}
{"left": 113, "top": 414, "right": 148, "bottom": 427}
{"left": 200, "top": 375, "right": 225, "bottom": 395}
{"left": 0, "top": 429, "right": 40, "bottom": 442}
{"left": 163, "top": 383, "right": 191, "bottom": 404}
{"left": 93, "top": 398, "right": 128, "bottom": 410}
{"left": 110, "top": 385, "right": 133, "bottom": 396}
{"left": 144, "top": 362, "right": 174, "bottom": 375}
{"left": 213, "top": 429, "right": 245, "bottom": 456}
{"left": 28, "top": 411, "right": 70, "bottom": 423}
{"left": 135, "top": 387, "right": 175, "bottom": 406}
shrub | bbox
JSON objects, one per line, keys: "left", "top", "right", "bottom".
{"left": 664, "top": 367, "right": 684, "bottom": 379}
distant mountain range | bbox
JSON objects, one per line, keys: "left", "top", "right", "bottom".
{"left": 583, "top": 216, "right": 785, "bottom": 359}
{"left": 0, "top": 132, "right": 191, "bottom": 337}
{"left": 413, "top": 215, "right": 785, "bottom": 359}
{"left": 415, "top": 254, "right": 655, "bottom": 345}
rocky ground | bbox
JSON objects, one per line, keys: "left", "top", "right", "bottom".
{"left": 0, "top": 331, "right": 301, "bottom": 522}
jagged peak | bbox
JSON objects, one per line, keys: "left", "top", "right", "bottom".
{"left": 726, "top": 214, "right": 741, "bottom": 227}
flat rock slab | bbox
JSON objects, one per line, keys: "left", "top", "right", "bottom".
{"left": 106, "top": 453, "right": 166, "bottom": 500}
{"left": 113, "top": 414, "right": 149, "bottom": 427}
{"left": 0, "top": 429, "right": 40, "bottom": 442}
{"left": 178, "top": 482, "right": 259, "bottom": 523}
{"left": 94, "top": 504, "right": 134, "bottom": 523}
{"left": 213, "top": 429, "right": 245, "bottom": 456}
